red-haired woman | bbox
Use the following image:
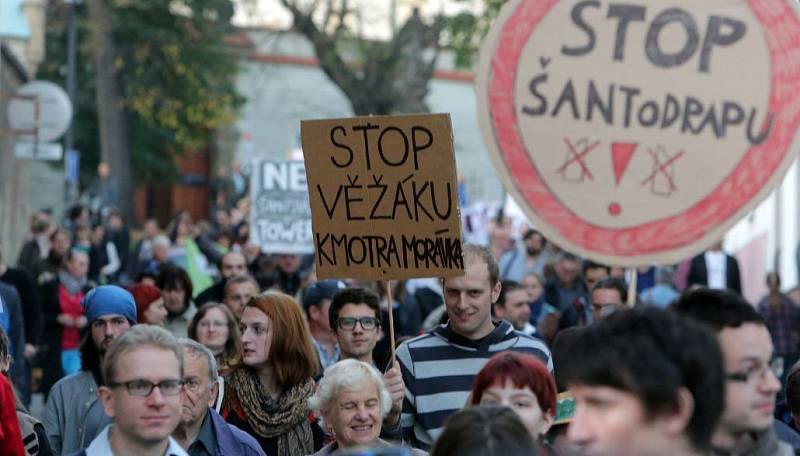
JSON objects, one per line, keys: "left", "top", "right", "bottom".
{"left": 220, "top": 292, "right": 322, "bottom": 456}
{"left": 471, "top": 351, "right": 558, "bottom": 454}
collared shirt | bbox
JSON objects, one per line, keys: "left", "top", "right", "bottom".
{"left": 187, "top": 411, "right": 217, "bottom": 456}
{"left": 312, "top": 337, "right": 340, "bottom": 370}
{"left": 85, "top": 425, "right": 188, "bottom": 456}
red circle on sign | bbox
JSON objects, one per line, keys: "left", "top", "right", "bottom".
{"left": 485, "top": 0, "right": 800, "bottom": 261}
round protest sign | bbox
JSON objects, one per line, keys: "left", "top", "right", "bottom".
{"left": 476, "top": 0, "right": 800, "bottom": 265}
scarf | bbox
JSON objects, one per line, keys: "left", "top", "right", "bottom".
{"left": 58, "top": 270, "right": 87, "bottom": 295}
{"left": 225, "top": 367, "right": 314, "bottom": 456}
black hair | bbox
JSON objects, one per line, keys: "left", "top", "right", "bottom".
{"left": 560, "top": 307, "right": 724, "bottom": 451}
{"left": 582, "top": 259, "right": 610, "bottom": 276}
{"left": 671, "top": 288, "right": 764, "bottom": 331}
{"left": 329, "top": 287, "right": 380, "bottom": 330}
{"left": 592, "top": 277, "right": 628, "bottom": 303}
{"left": 497, "top": 280, "right": 523, "bottom": 308}
{"left": 430, "top": 406, "right": 539, "bottom": 456}
{"left": 155, "top": 264, "right": 193, "bottom": 308}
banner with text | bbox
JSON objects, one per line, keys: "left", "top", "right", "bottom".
{"left": 302, "top": 114, "right": 464, "bottom": 280}
{"left": 250, "top": 160, "right": 314, "bottom": 254}
{"left": 476, "top": 0, "right": 800, "bottom": 266}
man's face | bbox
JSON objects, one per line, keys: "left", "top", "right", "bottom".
{"left": 91, "top": 314, "right": 132, "bottom": 356}
{"left": 717, "top": 323, "right": 781, "bottom": 436}
{"left": 557, "top": 260, "right": 580, "bottom": 285}
{"left": 276, "top": 254, "right": 300, "bottom": 274}
{"left": 525, "top": 233, "right": 544, "bottom": 256}
{"left": 224, "top": 281, "right": 258, "bottom": 318}
{"left": 495, "top": 289, "right": 531, "bottom": 331}
{"left": 66, "top": 252, "right": 89, "bottom": 279}
{"left": 568, "top": 385, "right": 674, "bottom": 456}
{"left": 443, "top": 259, "right": 500, "bottom": 340}
{"left": 162, "top": 286, "right": 186, "bottom": 313}
{"left": 309, "top": 299, "right": 333, "bottom": 333}
{"left": 335, "top": 303, "right": 380, "bottom": 360}
{"left": 100, "top": 346, "right": 182, "bottom": 447}
{"left": 180, "top": 353, "right": 217, "bottom": 427}
{"left": 220, "top": 253, "right": 247, "bottom": 279}
{"left": 584, "top": 267, "right": 609, "bottom": 292}
{"left": 590, "top": 288, "right": 623, "bottom": 321}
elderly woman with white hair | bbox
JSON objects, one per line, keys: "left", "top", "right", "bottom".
{"left": 308, "top": 359, "right": 426, "bottom": 455}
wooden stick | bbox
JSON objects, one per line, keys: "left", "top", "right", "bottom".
{"left": 627, "top": 268, "right": 637, "bottom": 308}
{"left": 386, "top": 280, "right": 397, "bottom": 363}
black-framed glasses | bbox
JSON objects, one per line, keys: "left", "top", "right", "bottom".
{"left": 108, "top": 379, "right": 183, "bottom": 397}
{"left": 336, "top": 316, "right": 380, "bottom": 330}
{"left": 726, "top": 358, "right": 784, "bottom": 384}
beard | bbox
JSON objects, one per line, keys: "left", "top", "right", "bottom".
{"left": 526, "top": 245, "right": 542, "bottom": 256}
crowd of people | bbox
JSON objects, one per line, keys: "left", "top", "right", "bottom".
{"left": 0, "top": 200, "right": 800, "bottom": 456}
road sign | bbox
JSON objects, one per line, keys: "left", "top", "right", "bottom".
{"left": 7, "top": 80, "right": 72, "bottom": 142}
{"left": 14, "top": 142, "right": 63, "bottom": 161}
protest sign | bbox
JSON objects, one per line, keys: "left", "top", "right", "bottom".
{"left": 249, "top": 160, "right": 314, "bottom": 254}
{"left": 476, "top": 0, "right": 800, "bottom": 266}
{"left": 302, "top": 114, "right": 463, "bottom": 280}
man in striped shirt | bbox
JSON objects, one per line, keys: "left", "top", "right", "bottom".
{"left": 394, "top": 244, "right": 553, "bottom": 449}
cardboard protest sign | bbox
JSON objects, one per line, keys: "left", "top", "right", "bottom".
{"left": 476, "top": 0, "right": 800, "bottom": 266}
{"left": 302, "top": 114, "right": 463, "bottom": 280}
{"left": 249, "top": 160, "right": 314, "bottom": 254}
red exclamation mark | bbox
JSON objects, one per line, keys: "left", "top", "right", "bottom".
{"left": 608, "top": 142, "right": 638, "bottom": 216}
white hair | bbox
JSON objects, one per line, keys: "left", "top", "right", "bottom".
{"left": 309, "top": 359, "right": 392, "bottom": 418}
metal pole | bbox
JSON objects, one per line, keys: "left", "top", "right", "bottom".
{"left": 64, "top": 0, "right": 79, "bottom": 204}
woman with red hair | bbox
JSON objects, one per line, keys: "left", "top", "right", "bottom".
{"left": 129, "top": 282, "right": 167, "bottom": 326}
{"left": 471, "top": 351, "right": 557, "bottom": 453}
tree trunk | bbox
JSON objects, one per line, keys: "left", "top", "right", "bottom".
{"left": 86, "top": 0, "right": 133, "bottom": 223}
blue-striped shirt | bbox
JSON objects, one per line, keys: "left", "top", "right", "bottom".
{"left": 396, "top": 320, "right": 552, "bottom": 449}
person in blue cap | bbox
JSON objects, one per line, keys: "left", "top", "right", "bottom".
{"left": 303, "top": 279, "right": 347, "bottom": 373}
{"left": 43, "top": 285, "right": 138, "bottom": 455}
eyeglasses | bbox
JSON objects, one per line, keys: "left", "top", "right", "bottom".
{"left": 108, "top": 379, "right": 183, "bottom": 396}
{"left": 726, "top": 358, "right": 784, "bottom": 384}
{"left": 336, "top": 316, "right": 379, "bottom": 331}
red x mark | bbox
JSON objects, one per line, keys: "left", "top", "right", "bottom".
{"left": 640, "top": 148, "right": 685, "bottom": 191}
{"left": 557, "top": 138, "right": 600, "bottom": 180}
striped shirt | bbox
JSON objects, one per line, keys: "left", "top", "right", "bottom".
{"left": 396, "top": 320, "right": 552, "bottom": 449}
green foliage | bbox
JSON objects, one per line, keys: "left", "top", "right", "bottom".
{"left": 37, "top": 0, "right": 243, "bottom": 184}
{"left": 443, "top": 0, "right": 508, "bottom": 68}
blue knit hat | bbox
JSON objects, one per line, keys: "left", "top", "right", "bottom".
{"left": 82, "top": 285, "right": 137, "bottom": 324}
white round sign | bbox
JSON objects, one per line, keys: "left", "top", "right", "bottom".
{"left": 7, "top": 80, "right": 73, "bottom": 142}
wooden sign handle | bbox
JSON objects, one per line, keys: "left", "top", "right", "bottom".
{"left": 386, "top": 280, "right": 397, "bottom": 363}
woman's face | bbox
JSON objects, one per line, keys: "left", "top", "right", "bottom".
{"left": 523, "top": 275, "right": 544, "bottom": 302}
{"left": 196, "top": 307, "right": 230, "bottom": 354}
{"left": 479, "top": 378, "right": 553, "bottom": 438}
{"left": 143, "top": 297, "right": 168, "bottom": 326}
{"left": 162, "top": 286, "right": 186, "bottom": 313}
{"left": 323, "top": 380, "right": 382, "bottom": 449}
{"left": 239, "top": 306, "right": 272, "bottom": 367}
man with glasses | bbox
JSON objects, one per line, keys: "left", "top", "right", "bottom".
{"left": 172, "top": 339, "right": 264, "bottom": 455}
{"left": 72, "top": 325, "right": 187, "bottom": 456}
{"left": 674, "top": 288, "right": 794, "bottom": 455}
{"left": 45, "top": 285, "right": 138, "bottom": 454}
{"left": 329, "top": 287, "right": 405, "bottom": 431}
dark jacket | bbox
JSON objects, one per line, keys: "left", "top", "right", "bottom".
{"left": 209, "top": 408, "right": 265, "bottom": 456}
{"left": 687, "top": 252, "right": 742, "bottom": 294}
{"left": 39, "top": 278, "right": 91, "bottom": 397}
